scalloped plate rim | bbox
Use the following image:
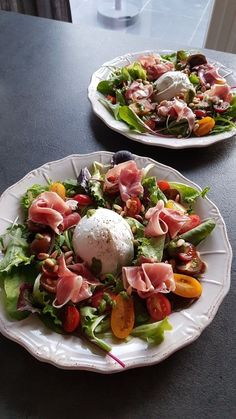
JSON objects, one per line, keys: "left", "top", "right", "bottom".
{"left": 0, "top": 152, "right": 232, "bottom": 373}
{"left": 88, "top": 50, "right": 236, "bottom": 149}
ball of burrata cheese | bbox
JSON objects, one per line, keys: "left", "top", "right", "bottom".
{"left": 72, "top": 208, "right": 134, "bottom": 275}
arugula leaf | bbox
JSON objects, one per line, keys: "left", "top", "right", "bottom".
{"left": 0, "top": 225, "right": 33, "bottom": 273}
{"left": 224, "top": 95, "right": 236, "bottom": 119}
{"left": 142, "top": 177, "right": 167, "bottom": 205}
{"left": 131, "top": 317, "right": 172, "bottom": 344}
{"left": 137, "top": 235, "right": 165, "bottom": 262}
{"left": 21, "top": 184, "right": 49, "bottom": 213}
{"left": 99, "top": 98, "right": 121, "bottom": 120}
{"left": 118, "top": 106, "right": 148, "bottom": 133}
{"left": 97, "top": 80, "right": 115, "bottom": 95}
{"left": 80, "top": 306, "right": 111, "bottom": 352}
{"left": 115, "top": 89, "right": 126, "bottom": 105}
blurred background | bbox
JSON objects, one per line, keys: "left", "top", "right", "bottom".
{"left": 0, "top": 0, "right": 235, "bottom": 53}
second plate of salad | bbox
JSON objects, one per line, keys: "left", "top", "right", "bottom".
{"left": 88, "top": 50, "right": 236, "bottom": 148}
{"left": 0, "top": 151, "right": 232, "bottom": 373}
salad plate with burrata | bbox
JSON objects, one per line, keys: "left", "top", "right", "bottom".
{"left": 0, "top": 151, "right": 232, "bottom": 372}
{"left": 88, "top": 50, "right": 236, "bottom": 148}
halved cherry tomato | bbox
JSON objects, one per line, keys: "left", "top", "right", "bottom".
{"left": 176, "top": 256, "right": 204, "bottom": 277}
{"left": 173, "top": 273, "right": 202, "bottom": 298}
{"left": 194, "top": 116, "right": 215, "bottom": 136}
{"left": 73, "top": 194, "right": 93, "bottom": 206}
{"left": 146, "top": 293, "right": 171, "bottom": 321}
{"left": 125, "top": 197, "right": 142, "bottom": 217}
{"left": 194, "top": 109, "right": 207, "bottom": 118}
{"left": 178, "top": 243, "right": 197, "bottom": 262}
{"left": 111, "top": 294, "right": 135, "bottom": 339}
{"left": 91, "top": 290, "right": 115, "bottom": 312}
{"left": 179, "top": 214, "right": 201, "bottom": 234}
{"left": 50, "top": 182, "right": 66, "bottom": 200}
{"left": 62, "top": 306, "right": 80, "bottom": 333}
{"left": 157, "top": 180, "right": 170, "bottom": 192}
{"left": 213, "top": 101, "right": 230, "bottom": 113}
{"left": 106, "top": 95, "right": 116, "bottom": 104}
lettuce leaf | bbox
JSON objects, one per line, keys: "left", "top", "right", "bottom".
{"left": 137, "top": 235, "right": 165, "bottom": 262}
{"left": 99, "top": 98, "right": 121, "bottom": 120}
{"left": 168, "top": 182, "right": 209, "bottom": 204}
{"left": 88, "top": 162, "right": 106, "bottom": 207}
{"left": 21, "top": 184, "right": 49, "bottom": 213}
{"left": 0, "top": 265, "right": 37, "bottom": 320}
{"left": 0, "top": 225, "right": 33, "bottom": 273}
{"left": 143, "top": 177, "right": 167, "bottom": 205}
{"left": 131, "top": 317, "right": 172, "bottom": 344}
{"left": 126, "top": 62, "right": 147, "bottom": 80}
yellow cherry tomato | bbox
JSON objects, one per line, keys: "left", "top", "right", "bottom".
{"left": 111, "top": 294, "right": 135, "bottom": 339}
{"left": 166, "top": 200, "right": 186, "bottom": 214}
{"left": 194, "top": 116, "right": 215, "bottom": 137}
{"left": 50, "top": 182, "right": 66, "bottom": 200}
{"left": 173, "top": 273, "right": 202, "bottom": 298}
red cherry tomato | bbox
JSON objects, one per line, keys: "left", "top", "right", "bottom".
{"left": 178, "top": 243, "right": 197, "bottom": 262}
{"left": 91, "top": 290, "right": 115, "bottom": 311}
{"left": 126, "top": 197, "right": 142, "bottom": 217}
{"left": 179, "top": 214, "right": 201, "bottom": 234}
{"left": 213, "top": 102, "right": 230, "bottom": 113}
{"left": 106, "top": 95, "right": 116, "bottom": 104}
{"left": 62, "top": 306, "right": 80, "bottom": 333}
{"left": 194, "top": 109, "right": 207, "bottom": 118}
{"left": 73, "top": 194, "right": 93, "bottom": 206}
{"left": 157, "top": 180, "right": 170, "bottom": 192}
{"left": 146, "top": 293, "right": 171, "bottom": 321}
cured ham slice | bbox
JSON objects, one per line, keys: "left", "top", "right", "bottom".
{"left": 53, "top": 256, "right": 93, "bottom": 307}
{"left": 138, "top": 54, "right": 174, "bottom": 80}
{"left": 125, "top": 81, "right": 153, "bottom": 102}
{"left": 205, "top": 83, "right": 232, "bottom": 103}
{"left": 160, "top": 208, "right": 190, "bottom": 239}
{"left": 28, "top": 191, "right": 71, "bottom": 234}
{"left": 119, "top": 162, "right": 143, "bottom": 202}
{"left": 144, "top": 200, "right": 168, "bottom": 237}
{"left": 61, "top": 212, "right": 81, "bottom": 231}
{"left": 104, "top": 160, "right": 143, "bottom": 202}
{"left": 144, "top": 200, "right": 190, "bottom": 239}
{"left": 157, "top": 98, "right": 196, "bottom": 132}
{"left": 122, "top": 262, "right": 175, "bottom": 298}
{"left": 67, "top": 263, "right": 100, "bottom": 285}
{"left": 197, "top": 63, "right": 226, "bottom": 86}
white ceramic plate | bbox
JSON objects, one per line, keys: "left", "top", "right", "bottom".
{"left": 0, "top": 152, "right": 232, "bottom": 373}
{"left": 88, "top": 50, "right": 236, "bottom": 149}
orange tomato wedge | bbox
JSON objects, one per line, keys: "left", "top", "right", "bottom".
{"left": 173, "top": 273, "right": 202, "bottom": 298}
{"left": 50, "top": 182, "right": 66, "bottom": 200}
{"left": 111, "top": 294, "right": 135, "bottom": 339}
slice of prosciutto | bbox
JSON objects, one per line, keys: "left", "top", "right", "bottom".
{"left": 125, "top": 81, "right": 153, "bottom": 102}
{"left": 122, "top": 262, "right": 175, "bottom": 298}
{"left": 53, "top": 255, "right": 93, "bottom": 308}
{"left": 138, "top": 54, "right": 174, "bottom": 81}
{"left": 197, "top": 63, "right": 226, "bottom": 87}
{"left": 28, "top": 191, "right": 72, "bottom": 234}
{"left": 205, "top": 83, "right": 233, "bottom": 104}
{"left": 104, "top": 160, "right": 143, "bottom": 202}
{"left": 144, "top": 200, "right": 190, "bottom": 239}
{"left": 157, "top": 98, "right": 196, "bottom": 133}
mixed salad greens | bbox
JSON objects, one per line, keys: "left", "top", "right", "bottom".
{"left": 97, "top": 50, "right": 236, "bottom": 139}
{"left": 0, "top": 151, "right": 216, "bottom": 367}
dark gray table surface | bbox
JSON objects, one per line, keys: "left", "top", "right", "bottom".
{"left": 0, "top": 10, "right": 235, "bottom": 419}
